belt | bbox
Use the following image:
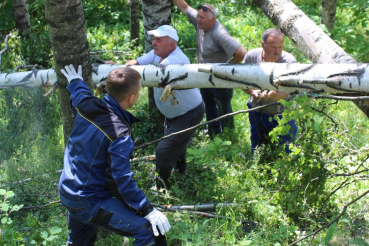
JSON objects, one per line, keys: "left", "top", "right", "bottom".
{"left": 166, "top": 101, "right": 204, "bottom": 123}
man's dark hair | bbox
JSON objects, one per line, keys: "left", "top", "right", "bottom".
{"left": 106, "top": 67, "right": 141, "bottom": 102}
{"left": 262, "top": 28, "right": 284, "bottom": 43}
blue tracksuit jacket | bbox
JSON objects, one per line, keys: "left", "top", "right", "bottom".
{"left": 58, "top": 79, "right": 153, "bottom": 217}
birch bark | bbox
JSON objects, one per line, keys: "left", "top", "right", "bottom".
{"left": 45, "top": 0, "right": 92, "bottom": 145}
{"left": 2, "top": 63, "right": 369, "bottom": 94}
{"left": 321, "top": 0, "right": 337, "bottom": 30}
{"left": 130, "top": 0, "right": 140, "bottom": 46}
{"left": 12, "top": 0, "right": 30, "bottom": 37}
{"left": 141, "top": 0, "right": 171, "bottom": 123}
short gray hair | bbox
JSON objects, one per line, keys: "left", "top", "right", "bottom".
{"left": 167, "top": 37, "right": 177, "bottom": 44}
{"left": 262, "top": 28, "right": 284, "bottom": 43}
{"left": 204, "top": 4, "right": 217, "bottom": 19}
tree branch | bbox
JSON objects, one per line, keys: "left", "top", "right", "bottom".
{"left": 0, "top": 33, "right": 12, "bottom": 72}
{"left": 151, "top": 203, "right": 256, "bottom": 225}
{"left": 289, "top": 189, "right": 369, "bottom": 245}
{"left": 20, "top": 201, "right": 61, "bottom": 210}
{"left": 135, "top": 93, "right": 369, "bottom": 150}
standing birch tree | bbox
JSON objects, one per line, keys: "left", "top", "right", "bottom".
{"left": 141, "top": 0, "right": 172, "bottom": 125}
{"left": 45, "top": 0, "right": 92, "bottom": 145}
{"left": 130, "top": 0, "right": 140, "bottom": 46}
{"left": 321, "top": 0, "right": 337, "bottom": 30}
{"left": 12, "top": 0, "right": 30, "bottom": 37}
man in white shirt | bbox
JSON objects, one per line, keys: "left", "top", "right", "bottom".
{"left": 126, "top": 25, "right": 205, "bottom": 187}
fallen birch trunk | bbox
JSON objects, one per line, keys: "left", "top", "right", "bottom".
{"left": 1, "top": 63, "right": 369, "bottom": 94}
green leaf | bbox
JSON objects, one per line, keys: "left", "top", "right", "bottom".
{"left": 0, "top": 189, "right": 6, "bottom": 195}
{"left": 1, "top": 217, "right": 8, "bottom": 224}
{"left": 49, "top": 226, "right": 62, "bottom": 235}
{"left": 221, "top": 141, "right": 232, "bottom": 146}
{"left": 324, "top": 222, "right": 337, "bottom": 245}
{"left": 340, "top": 217, "right": 351, "bottom": 224}
{"left": 6, "top": 191, "right": 15, "bottom": 198}
{"left": 46, "top": 235, "right": 58, "bottom": 241}
{"left": 41, "top": 231, "right": 48, "bottom": 238}
{"left": 11, "top": 204, "right": 24, "bottom": 211}
{"left": 1, "top": 203, "right": 9, "bottom": 212}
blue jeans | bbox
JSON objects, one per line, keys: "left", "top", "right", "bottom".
{"left": 248, "top": 103, "right": 297, "bottom": 156}
{"left": 65, "top": 196, "right": 160, "bottom": 246}
{"left": 200, "top": 88, "right": 234, "bottom": 135}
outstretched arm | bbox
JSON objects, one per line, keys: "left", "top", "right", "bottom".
{"left": 264, "top": 90, "right": 288, "bottom": 101}
{"left": 242, "top": 89, "right": 288, "bottom": 102}
{"left": 228, "top": 46, "right": 247, "bottom": 64}
{"left": 172, "top": 0, "right": 189, "bottom": 15}
{"left": 125, "top": 59, "right": 140, "bottom": 65}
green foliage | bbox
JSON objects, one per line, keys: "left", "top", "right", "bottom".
{"left": 1, "top": 0, "right": 369, "bottom": 245}
{"left": 0, "top": 189, "right": 25, "bottom": 245}
{"left": 83, "top": 0, "right": 132, "bottom": 28}
{"left": 87, "top": 23, "right": 144, "bottom": 64}
{"left": 332, "top": 0, "right": 369, "bottom": 62}
{"left": 0, "top": 0, "right": 15, "bottom": 32}
{"left": 294, "top": 0, "right": 369, "bottom": 62}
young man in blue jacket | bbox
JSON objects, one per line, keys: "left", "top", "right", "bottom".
{"left": 58, "top": 64, "right": 170, "bottom": 246}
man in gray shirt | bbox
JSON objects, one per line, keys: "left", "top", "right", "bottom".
{"left": 243, "top": 28, "right": 298, "bottom": 156}
{"left": 173, "top": 0, "right": 247, "bottom": 136}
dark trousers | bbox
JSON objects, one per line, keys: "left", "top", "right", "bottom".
{"left": 248, "top": 103, "right": 297, "bottom": 156}
{"left": 65, "top": 196, "right": 166, "bottom": 246}
{"left": 200, "top": 88, "right": 234, "bottom": 135}
{"left": 156, "top": 102, "right": 205, "bottom": 182}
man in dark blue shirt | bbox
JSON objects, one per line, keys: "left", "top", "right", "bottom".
{"left": 58, "top": 64, "right": 170, "bottom": 246}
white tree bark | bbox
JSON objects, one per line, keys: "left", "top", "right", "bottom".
{"left": 2, "top": 63, "right": 369, "bottom": 94}
{"left": 321, "top": 0, "right": 337, "bottom": 30}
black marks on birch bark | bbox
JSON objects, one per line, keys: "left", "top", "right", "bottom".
{"left": 152, "top": 62, "right": 166, "bottom": 74}
{"left": 327, "top": 67, "right": 365, "bottom": 87}
{"left": 19, "top": 71, "right": 33, "bottom": 83}
{"left": 280, "top": 64, "right": 315, "bottom": 78}
{"left": 213, "top": 73, "right": 261, "bottom": 89}
{"left": 209, "top": 74, "right": 215, "bottom": 86}
{"left": 326, "top": 84, "right": 363, "bottom": 93}
{"left": 158, "top": 72, "right": 170, "bottom": 87}
{"left": 280, "top": 84, "right": 319, "bottom": 91}
{"left": 158, "top": 73, "right": 189, "bottom": 87}
{"left": 269, "top": 69, "right": 278, "bottom": 90}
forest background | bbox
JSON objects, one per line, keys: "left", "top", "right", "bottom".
{"left": 0, "top": 0, "right": 368, "bottom": 245}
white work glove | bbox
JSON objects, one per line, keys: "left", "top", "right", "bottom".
{"left": 144, "top": 208, "right": 171, "bottom": 236}
{"left": 60, "top": 64, "right": 83, "bottom": 83}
